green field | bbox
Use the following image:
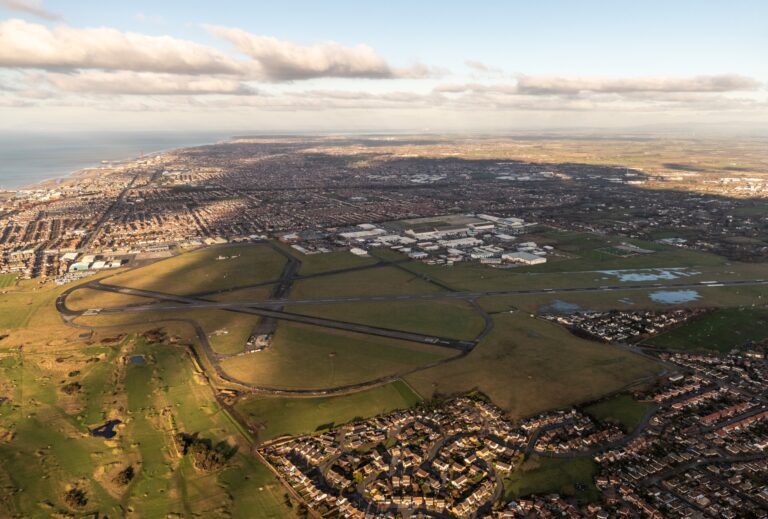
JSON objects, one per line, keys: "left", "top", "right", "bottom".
{"left": 504, "top": 456, "right": 599, "bottom": 503}
{"left": 288, "top": 299, "right": 486, "bottom": 340}
{"left": 405, "top": 312, "right": 662, "bottom": 418}
{"left": 583, "top": 394, "right": 656, "bottom": 432}
{"left": 106, "top": 243, "right": 286, "bottom": 296}
{"left": 646, "top": 306, "right": 768, "bottom": 352}
{"left": 290, "top": 247, "right": 379, "bottom": 276}
{"left": 220, "top": 322, "right": 454, "bottom": 389}
{"left": 0, "top": 273, "right": 17, "bottom": 288}
{"left": 290, "top": 265, "right": 443, "bottom": 299}
{"left": 234, "top": 380, "right": 421, "bottom": 442}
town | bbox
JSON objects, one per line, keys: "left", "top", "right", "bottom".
{"left": 261, "top": 346, "right": 768, "bottom": 518}
{"left": 2, "top": 136, "right": 767, "bottom": 279}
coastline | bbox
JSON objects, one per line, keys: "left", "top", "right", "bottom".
{"left": 0, "top": 132, "right": 231, "bottom": 192}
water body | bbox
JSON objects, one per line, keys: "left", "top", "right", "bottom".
{"left": 540, "top": 299, "right": 582, "bottom": 314}
{"left": 90, "top": 419, "right": 122, "bottom": 439}
{"left": 128, "top": 355, "right": 146, "bottom": 364}
{"left": 598, "top": 268, "right": 700, "bottom": 282}
{"left": 649, "top": 290, "right": 701, "bottom": 304}
{"left": 0, "top": 131, "right": 230, "bottom": 190}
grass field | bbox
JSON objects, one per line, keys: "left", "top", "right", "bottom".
{"left": 646, "top": 306, "right": 768, "bottom": 352}
{"left": 503, "top": 456, "right": 598, "bottom": 503}
{"left": 105, "top": 243, "right": 286, "bottom": 296}
{"left": 583, "top": 394, "right": 656, "bottom": 432}
{"left": 288, "top": 299, "right": 486, "bottom": 340}
{"left": 291, "top": 248, "right": 379, "bottom": 276}
{"left": 0, "top": 273, "right": 17, "bottom": 288}
{"left": 65, "top": 286, "right": 158, "bottom": 311}
{"left": 290, "top": 265, "right": 444, "bottom": 299}
{"left": 220, "top": 322, "right": 454, "bottom": 389}
{"left": 405, "top": 312, "right": 661, "bottom": 418}
{"left": 234, "top": 380, "right": 421, "bottom": 442}
{"left": 0, "top": 336, "right": 296, "bottom": 518}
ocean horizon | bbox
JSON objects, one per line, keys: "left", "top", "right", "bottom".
{"left": 0, "top": 130, "right": 231, "bottom": 190}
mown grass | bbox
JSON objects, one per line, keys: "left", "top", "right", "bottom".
{"left": 288, "top": 299, "right": 486, "bottom": 340}
{"left": 220, "top": 322, "right": 454, "bottom": 390}
{"left": 106, "top": 243, "right": 286, "bottom": 296}
{"left": 290, "top": 265, "right": 443, "bottom": 299}
{"left": 0, "top": 273, "right": 17, "bottom": 288}
{"left": 235, "top": 380, "right": 421, "bottom": 442}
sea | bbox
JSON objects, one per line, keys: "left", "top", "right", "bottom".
{"left": 0, "top": 131, "right": 231, "bottom": 190}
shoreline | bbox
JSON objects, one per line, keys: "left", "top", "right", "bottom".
{"left": 0, "top": 134, "right": 231, "bottom": 193}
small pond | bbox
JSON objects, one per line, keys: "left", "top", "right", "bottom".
{"left": 91, "top": 419, "right": 122, "bottom": 439}
{"left": 128, "top": 355, "right": 146, "bottom": 364}
{"left": 649, "top": 290, "right": 701, "bottom": 304}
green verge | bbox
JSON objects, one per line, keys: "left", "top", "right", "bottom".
{"left": 583, "top": 394, "right": 655, "bottom": 432}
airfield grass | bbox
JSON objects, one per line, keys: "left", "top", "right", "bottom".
{"left": 0, "top": 273, "right": 17, "bottom": 288}
{"left": 220, "top": 322, "right": 454, "bottom": 390}
{"left": 234, "top": 380, "right": 421, "bottom": 442}
{"left": 290, "top": 265, "right": 444, "bottom": 299}
{"left": 105, "top": 243, "right": 286, "bottom": 296}
{"left": 645, "top": 306, "right": 768, "bottom": 352}
{"left": 288, "top": 299, "right": 486, "bottom": 340}
{"left": 583, "top": 394, "right": 656, "bottom": 432}
{"left": 207, "top": 285, "right": 274, "bottom": 303}
{"left": 291, "top": 248, "right": 379, "bottom": 276}
{"left": 0, "top": 335, "right": 296, "bottom": 518}
{"left": 503, "top": 456, "right": 599, "bottom": 503}
{"left": 405, "top": 312, "right": 661, "bottom": 418}
{"left": 65, "top": 286, "right": 158, "bottom": 311}
{"left": 173, "top": 309, "right": 261, "bottom": 355}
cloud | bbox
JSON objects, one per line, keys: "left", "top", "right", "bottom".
{"left": 206, "top": 25, "right": 434, "bottom": 80}
{"left": 516, "top": 74, "right": 761, "bottom": 94}
{"left": 0, "top": 0, "right": 60, "bottom": 21}
{"left": 40, "top": 71, "right": 256, "bottom": 95}
{"left": 0, "top": 18, "right": 242, "bottom": 74}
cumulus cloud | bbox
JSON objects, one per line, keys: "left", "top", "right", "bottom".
{"left": 0, "top": 0, "right": 60, "bottom": 21}
{"left": 0, "top": 18, "right": 242, "bottom": 74}
{"left": 516, "top": 74, "right": 761, "bottom": 94}
{"left": 206, "top": 25, "right": 434, "bottom": 80}
{"left": 40, "top": 71, "right": 256, "bottom": 95}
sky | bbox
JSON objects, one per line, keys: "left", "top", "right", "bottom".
{"left": 0, "top": 0, "right": 766, "bottom": 133}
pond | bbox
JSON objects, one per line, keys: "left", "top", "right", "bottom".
{"left": 649, "top": 290, "right": 701, "bottom": 304}
{"left": 539, "top": 299, "right": 582, "bottom": 314}
{"left": 91, "top": 419, "right": 122, "bottom": 439}
{"left": 598, "top": 268, "right": 700, "bottom": 282}
{"left": 128, "top": 355, "right": 146, "bottom": 364}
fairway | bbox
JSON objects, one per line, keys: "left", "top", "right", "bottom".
{"left": 583, "top": 394, "right": 655, "bottom": 432}
{"left": 646, "top": 306, "right": 768, "bottom": 352}
{"left": 220, "top": 322, "right": 454, "bottom": 389}
{"left": 234, "top": 380, "right": 421, "bottom": 442}
{"left": 405, "top": 312, "right": 662, "bottom": 418}
{"left": 105, "top": 243, "right": 286, "bottom": 296}
{"left": 288, "top": 299, "right": 486, "bottom": 340}
{"left": 504, "top": 456, "right": 598, "bottom": 502}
